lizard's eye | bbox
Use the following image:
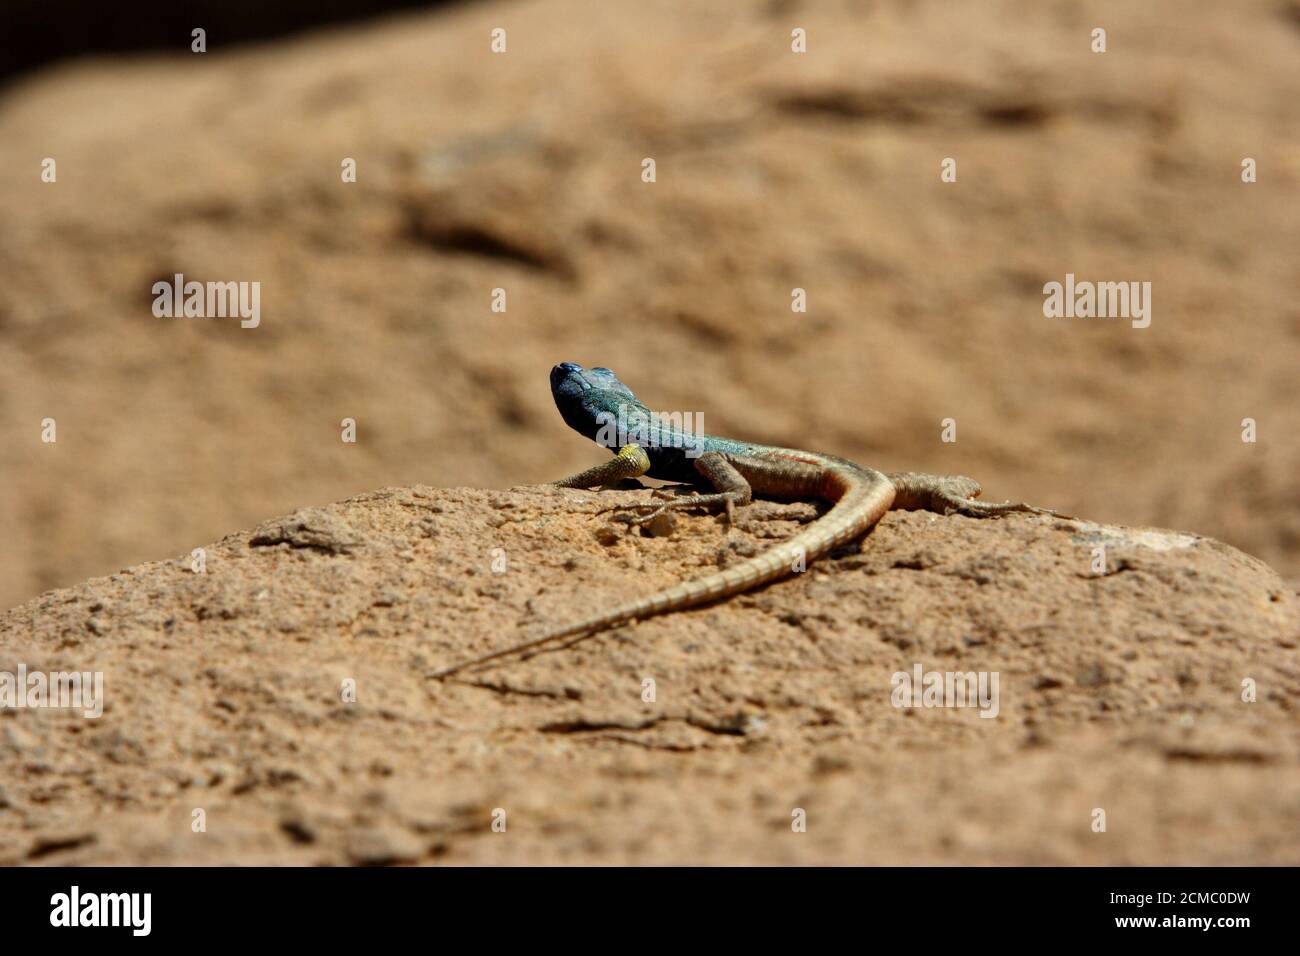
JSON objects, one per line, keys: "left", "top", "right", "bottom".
{"left": 591, "top": 367, "right": 612, "bottom": 374}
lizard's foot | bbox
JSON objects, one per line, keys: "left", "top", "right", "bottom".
{"left": 941, "top": 497, "right": 1064, "bottom": 518}
{"left": 606, "top": 491, "right": 745, "bottom": 527}
{"left": 887, "top": 472, "right": 1074, "bottom": 520}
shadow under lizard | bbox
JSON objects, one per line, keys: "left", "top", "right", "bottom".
{"left": 433, "top": 362, "right": 1067, "bottom": 678}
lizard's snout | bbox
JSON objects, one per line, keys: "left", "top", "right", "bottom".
{"left": 551, "top": 361, "right": 587, "bottom": 392}
{"left": 552, "top": 362, "right": 628, "bottom": 401}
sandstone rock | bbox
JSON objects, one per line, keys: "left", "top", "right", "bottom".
{"left": 2, "top": 485, "right": 1296, "bottom": 864}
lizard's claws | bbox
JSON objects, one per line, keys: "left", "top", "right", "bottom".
{"left": 600, "top": 490, "right": 744, "bottom": 528}
{"left": 596, "top": 489, "right": 681, "bottom": 523}
{"left": 946, "top": 497, "right": 1075, "bottom": 520}
{"left": 608, "top": 503, "right": 676, "bottom": 527}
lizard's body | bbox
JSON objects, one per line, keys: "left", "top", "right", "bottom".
{"left": 433, "top": 362, "right": 1063, "bottom": 678}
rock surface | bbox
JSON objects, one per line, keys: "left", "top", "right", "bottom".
{"left": 3, "top": 485, "right": 1297, "bottom": 864}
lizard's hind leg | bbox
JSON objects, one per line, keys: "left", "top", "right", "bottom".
{"left": 887, "top": 472, "right": 1073, "bottom": 519}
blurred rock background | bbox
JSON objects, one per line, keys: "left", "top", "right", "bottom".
{"left": 2, "top": 0, "right": 1298, "bottom": 611}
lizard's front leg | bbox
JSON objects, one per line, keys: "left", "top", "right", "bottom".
{"left": 550, "top": 444, "right": 651, "bottom": 488}
{"left": 887, "top": 472, "right": 1073, "bottom": 519}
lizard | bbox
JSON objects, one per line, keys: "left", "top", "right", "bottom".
{"left": 432, "top": 361, "right": 1067, "bottom": 679}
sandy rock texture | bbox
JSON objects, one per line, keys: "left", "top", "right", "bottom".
{"left": 1, "top": 0, "right": 1299, "bottom": 614}
{"left": 2, "top": 486, "right": 1297, "bottom": 865}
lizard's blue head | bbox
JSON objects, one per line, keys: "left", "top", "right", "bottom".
{"left": 550, "top": 362, "right": 644, "bottom": 441}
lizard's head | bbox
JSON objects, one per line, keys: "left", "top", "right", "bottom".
{"left": 550, "top": 362, "right": 643, "bottom": 440}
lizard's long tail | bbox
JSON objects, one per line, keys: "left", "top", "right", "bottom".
{"left": 431, "top": 471, "right": 895, "bottom": 678}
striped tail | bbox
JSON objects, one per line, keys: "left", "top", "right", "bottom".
{"left": 432, "top": 471, "right": 895, "bottom": 678}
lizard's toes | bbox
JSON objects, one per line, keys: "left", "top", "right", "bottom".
{"left": 946, "top": 497, "right": 1056, "bottom": 518}
{"left": 626, "top": 505, "right": 672, "bottom": 526}
{"left": 606, "top": 503, "right": 672, "bottom": 526}
{"left": 596, "top": 500, "right": 657, "bottom": 516}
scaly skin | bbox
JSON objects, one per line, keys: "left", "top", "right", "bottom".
{"left": 432, "top": 363, "right": 1065, "bottom": 678}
